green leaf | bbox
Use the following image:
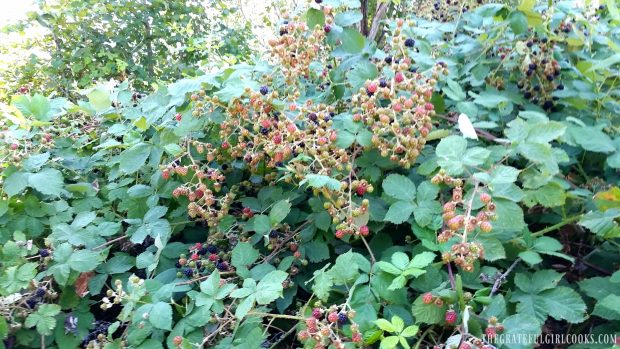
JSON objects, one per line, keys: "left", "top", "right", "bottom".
{"left": 500, "top": 314, "right": 541, "bottom": 349}
{"left": 311, "top": 265, "right": 333, "bottom": 301}
{"left": 509, "top": 11, "right": 528, "bottom": 34}
{"left": 25, "top": 304, "right": 61, "bottom": 336}
{"left": 69, "top": 249, "right": 102, "bottom": 272}
{"left": 592, "top": 294, "right": 620, "bottom": 320}
{"left": 4, "top": 171, "right": 29, "bottom": 197}
{"left": 401, "top": 325, "right": 418, "bottom": 337}
{"left": 579, "top": 277, "right": 618, "bottom": 301}
{"left": 411, "top": 295, "right": 446, "bottom": 324}
{"left": 579, "top": 209, "right": 620, "bottom": 238}
{"left": 540, "top": 286, "right": 586, "bottom": 323}
{"left": 523, "top": 182, "right": 566, "bottom": 207}
{"left": 518, "top": 250, "right": 542, "bottom": 266}
{"left": 338, "top": 28, "right": 365, "bottom": 54}
{"left": 514, "top": 270, "right": 563, "bottom": 294}
{"left": 436, "top": 135, "right": 468, "bottom": 175}
{"left": 335, "top": 10, "right": 362, "bottom": 26}
{"left": 408, "top": 252, "right": 436, "bottom": 269}
{"left": 119, "top": 143, "right": 152, "bottom": 174}
{"left": 269, "top": 200, "right": 291, "bottom": 225}
{"left": 306, "top": 8, "right": 325, "bottom": 28}
{"left": 391, "top": 252, "right": 409, "bottom": 270}
{"left": 348, "top": 60, "right": 378, "bottom": 91}
{"left": 382, "top": 174, "right": 416, "bottom": 201}
{"left": 87, "top": 88, "right": 111, "bottom": 113}
{"left": 254, "top": 270, "right": 288, "bottom": 304}
{"left": 149, "top": 302, "right": 173, "bottom": 330}
{"left": 570, "top": 126, "right": 615, "bottom": 153}
{"left": 380, "top": 336, "right": 399, "bottom": 349}
{"left": 375, "top": 318, "right": 396, "bottom": 332}
{"left": 384, "top": 201, "right": 414, "bottom": 224}
{"left": 231, "top": 242, "right": 260, "bottom": 270}
{"left": 28, "top": 168, "right": 64, "bottom": 197}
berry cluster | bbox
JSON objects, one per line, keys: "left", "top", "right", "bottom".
{"left": 269, "top": 11, "right": 331, "bottom": 85}
{"left": 82, "top": 320, "right": 113, "bottom": 349}
{"left": 412, "top": 0, "right": 488, "bottom": 22}
{"left": 297, "top": 304, "right": 361, "bottom": 348}
{"left": 432, "top": 171, "right": 495, "bottom": 272}
{"left": 175, "top": 242, "right": 231, "bottom": 279}
{"left": 515, "top": 37, "right": 562, "bottom": 111}
{"left": 162, "top": 14, "right": 446, "bottom": 243}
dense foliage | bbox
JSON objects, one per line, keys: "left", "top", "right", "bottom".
{"left": 1, "top": 1, "right": 620, "bottom": 349}
{"left": 0, "top": 0, "right": 253, "bottom": 100}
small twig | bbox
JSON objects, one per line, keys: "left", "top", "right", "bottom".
{"left": 92, "top": 235, "right": 128, "bottom": 251}
{"left": 176, "top": 271, "right": 236, "bottom": 286}
{"left": 268, "top": 326, "right": 297, "bottom": 349}
{"left": 447, "top": 263, "right": 456, "bottom": 290}
{"left": 490, "top": 258, "right": 521, "bottom": 296}
{"left": 247, "top": 312, "right": 304, "bottom": 321}
{"left": 360, "top": 235, "right": 376, "bottom": 269}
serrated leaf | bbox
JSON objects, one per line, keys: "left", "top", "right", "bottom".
{"left": 382, "top": 174, "right": 416, "bottom": 201}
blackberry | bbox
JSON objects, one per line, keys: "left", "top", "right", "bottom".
{"left": 524, "top": 91, "right": 532, "bottom": 99}
{"left": 526, "top": 41, "right": 533, "bottom": 47}
{"left": 195, "top": 261, "right": 202, "bottom": 269}
{"left": 556, "top": 84, "right": 564, "bottom": 90}
{"left": 308, "top": 113, "right": 318, "bottom": 122}
{"left": 329, "top": 112, "right": 335, "bottom": 117}
{"left": 379, "top": 79, "right": 387, "bottom": 88}
{"left": 533, "top": 85, "right": 540, "bottom": 92}
{"left": 25, "top": 298, "right": 38, "bottom": 309}
{"left": 528, "top": 63, "right": 537, "bottom": 70}
{"left": 323, "top": 116, "right": 330, "bottom": 122}
{"left": 35, "top": 288, "right": 46, "bottom": 297}
{"left": 338, "top": 313, "right": 348, "bottom": 324}
{"left": 216, "top": 262, "right": 229, "bottom": 271}
{"left": 526, "top": 69, "right": 534, "bottom": 76}
{"left": 517, "top": 81, "right": 524, "bottom": 89}
{"left": 327, "top": 64, "right": 333, "bottom": 69}
{"left": 315, "top": 0, "right": 323, "bottom": 3}
{"left": 324, "top": 25, "right": 331, "bottom": 33}
{"left": 404, "top": 38, "right": 415, "bottom": 47}
{"left": 275, "top": 161, "right": 284, "bottom": 167}
{"left": 39, "top": 248, "right": 50, "bottom": 257}
{"left": 279, "top": 28, "right": 287, "bottom": 36}
{"left": 384, "top": 56, "right": 393, "bottom": 64}
{"left": 543, "top": 100, "right": 554, "bottom": 110}
{"left": 269, "top": 230, "right": 279, "bottom": 238}
{"left": 247, "top": 141, "right": 254, "bottom": 148}
{"left": 541, "top": 38, "right": 548, "bottom": 43}
{"left": 260, "top": 127, "right": 269, "bottom": 135}
{"left": 260, "top": 86, "right": 269, "bottom": 95}
{"left": 546, "top": 75, "right": 554, "bottom": 81}
{"left": 183, "top": 268, "right": 194, "bottom": 277}
{"left": 198, "top": 247, "right": 208, "bottom": 255}
{"left": 175, "top": 261, "right": 182, "bottom": 268}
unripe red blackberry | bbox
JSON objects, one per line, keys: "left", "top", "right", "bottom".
{"left": 445, "top": 309, "right": 457, "bottom": 324}
{"left": 480, "top": 192, "right": 492, "bottom": 203}
{"left": 327, "top": 311, "right": 339, "bottom": 323}
{"left": 359, "top": 225, "right": 370, "bottom": 236}
{"left": 173, "top": 336, "right": 183, "bottom": 346}
{"left": 423, "top": 292, "right": 434, "bottom": 304}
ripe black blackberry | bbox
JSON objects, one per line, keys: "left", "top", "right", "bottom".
{"left": 35, "top": 288, "right": 46, "bottom": 297}
{"left": 39, "top": 248, "right": 50, "bottom": 257}
{"left": 338, "top": 313, "right": 348, "bottom": 324}
{"left": 259, "top": 86, "right": 269, "bottom": 95}
{"left": 404, "top": 38, "right": 415, "bottom": 47}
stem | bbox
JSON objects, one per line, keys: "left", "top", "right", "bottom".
{"left": 92, "top": 235, "right": 128, "bottom": 250}
{"left": 447, "top": 263, "right": 456, "bottom": 290}
{"left": 268, "top": 326, "right": 297, "bottom": 349}
{"left": 530, "top": 215, "right": 583, "bottom": 238}
{"left": 360, "top": 235, "right": 376, "bottom": 268}
{"left": 247, "top": 312, "right": 304, "bottom": 321}
{"left": 490, "top": 258, "right": 521, "bottom": 296}
{"left": 414, "top": 326, "right": 434, "bottom": 349}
